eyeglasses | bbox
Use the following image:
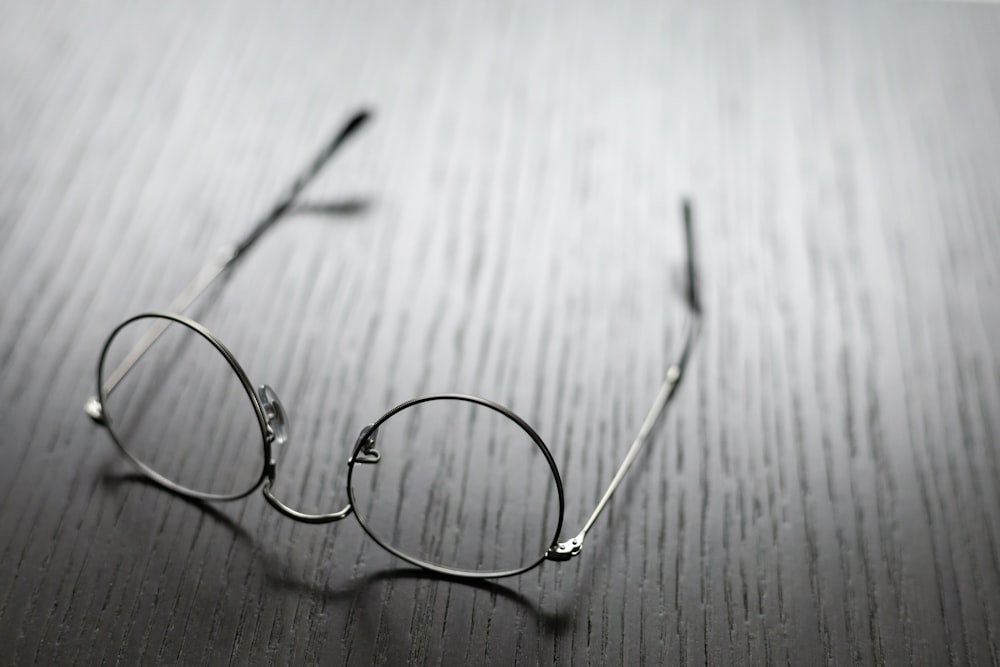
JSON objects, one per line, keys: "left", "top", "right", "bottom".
{"left": 85, "top": 108, "right": 702, "bottom": 579}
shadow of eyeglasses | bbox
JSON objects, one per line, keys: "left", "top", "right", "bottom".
{"left": 289, "top": 198, "right": 370, "bottom": 217}
{"left": 99, "top": 468, "right": 578, "bottom": 633}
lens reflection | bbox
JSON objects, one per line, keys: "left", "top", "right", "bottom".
{"left": 99, "top": 316, "right": 265, "bottom": 498}
{"left": 348, "top": 396, "right": 563, "bottom": 576}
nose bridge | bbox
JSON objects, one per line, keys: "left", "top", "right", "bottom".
{"left": 262, "top": 481, "right": 353, "bottom": 524}
{"left": 256, "top": 384, "right": 361, "bottom": 524}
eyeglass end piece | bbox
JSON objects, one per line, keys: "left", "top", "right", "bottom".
{"left": 546, "top": 532, "right": 585, "bottom": 562}
{"left": 84, "top": 396, "right": 105, "bottom": 424}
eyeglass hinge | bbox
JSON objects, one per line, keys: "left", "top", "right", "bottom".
{"left": 546, "top": 531, "right": 585, "bottom": 561}
{"left": 84, "top": 396, "right": 106, "bottom": 425}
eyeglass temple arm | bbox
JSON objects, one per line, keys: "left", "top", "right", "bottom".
{"left": 93, "top": 110, "right": 372, "bottom": 402}
{"left": 547, "top": 200, "right": 702, "bottom": 561}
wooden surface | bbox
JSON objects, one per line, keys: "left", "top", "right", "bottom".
{"left": 2, "top": 1, "right": 1000, "bottom": 664}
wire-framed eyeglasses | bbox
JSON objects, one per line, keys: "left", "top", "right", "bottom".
{"left": 85, "top": 109, "right": 702, "bottom": 579}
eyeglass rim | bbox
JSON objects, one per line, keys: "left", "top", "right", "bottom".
{"left": 97, "top": 313, "right": 567, "bottom": 578}
{"left": 95, "top": 311, "right": 272, "bottom": 502}
{"left": 346, "top": 393, "right": 567, "bottom": 579}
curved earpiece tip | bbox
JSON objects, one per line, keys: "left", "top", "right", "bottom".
{"left": 85, "top": 396, "right": 106, "bottom": 424}
{"left": 344, "top": 108, "right": 374, "bottom": 135}
{"left": 681, "top": 198, "right": 701, "bottom": 315}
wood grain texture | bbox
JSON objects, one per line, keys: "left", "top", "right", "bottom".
{"left": 2, "top": 1, "right": 1000, "bottom": 664}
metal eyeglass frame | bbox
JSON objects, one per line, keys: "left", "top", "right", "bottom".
{"left": 85, "top": 108, "right": 703, "bottom": 579}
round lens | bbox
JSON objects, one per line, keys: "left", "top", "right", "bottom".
{"left": 98, "top": 314, "right": 267, "bottom": 499}
{"left": 347, "top": 395, "right": 564, "bottom": 577}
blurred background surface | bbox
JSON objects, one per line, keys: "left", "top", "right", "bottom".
{"left": 1, "top": 1, "right": 999, "bottom": 664}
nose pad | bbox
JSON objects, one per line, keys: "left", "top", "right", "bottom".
{"left": 352, "top": 424, "right": 380, "bottom": 464}
{"left": 258, "top": 385, "right": 289, "bottom": 447}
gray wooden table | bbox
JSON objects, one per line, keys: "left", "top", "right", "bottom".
{"left": 2, "top": 1, "right": 999, "bottom": 664}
